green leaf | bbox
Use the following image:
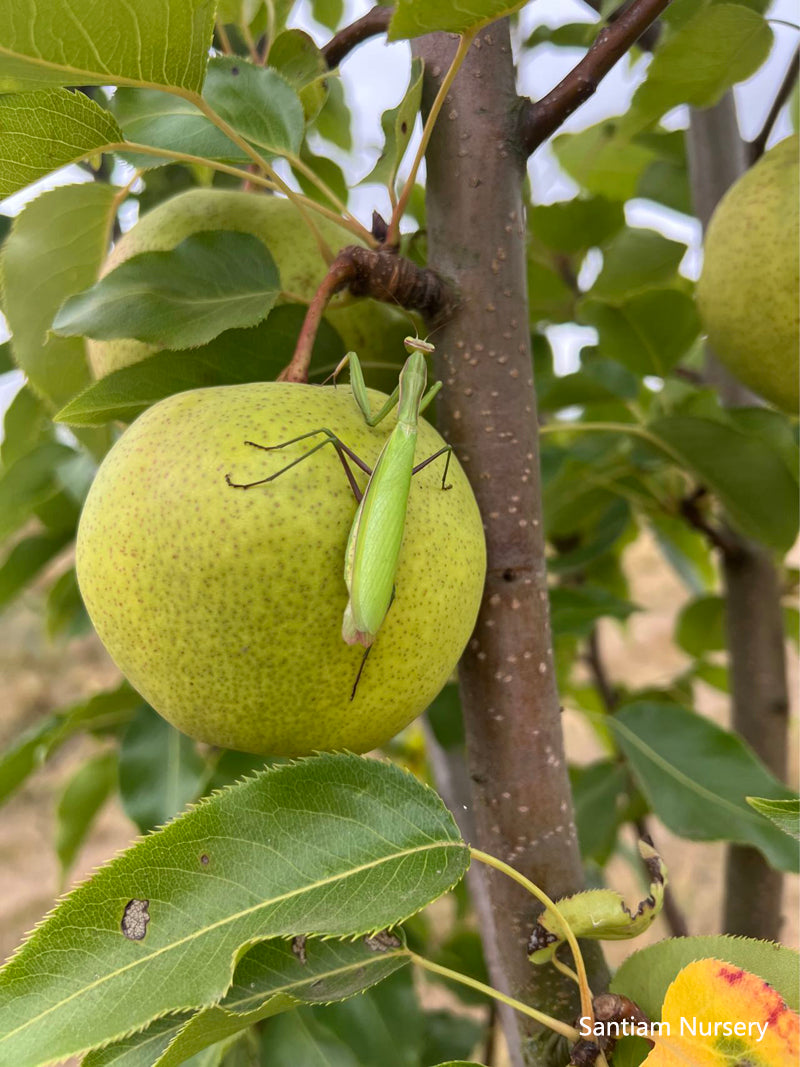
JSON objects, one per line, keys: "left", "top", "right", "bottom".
{"left": 591, "top": 228, "right": 687, "bottom": 300}
{"left": 55, "top": 751, "right": 117, "bottom": 878}
{"left": 112, "top": 88, "right": 251, "bottom": 167}
{"left": 261, "top": 968, "right": 480, "bottom": 1067}
{"left": 46, "top": 566, "right": 90, "bottom": 638}
{"left": 431, "top": 929, "right": 489, "bottom": 1006}
{"left": 119, "top": 705, "right": 208, "bottom": 834}
{"left": 0, "top": 442, "right": 77, "bottom": 543}
{"left": 626, "top": 4, "right": 773, "bottom": 129}
{"left": 610, "top": 701, "right": 799, "bottom": 871}
{"left": 528, "top": 196, "right": 625, "bottom": 255}
{"left": 691, "top": 659, "right": 730, "bottom": 693}
{"left": 647, "top": 411, "right": 800, "bottom": 552}
{"left": 611, "top": 935, "right": 800, "bottom": 1018}
{"left": 0, "top": 341, "right": 13, "bottom": 374}
{"left": 525, "top": 21, "right": 600, "bottom": 49}
{"left": 55, "top": 306, "right": 344, "bottom": 426}
{"left": 650, "top": 514, "right": 716, "bottom": 594}
{"left": 580, "top": 289, "right": 700, "bottom": 377}
{"left": 746, "top": 797, "right": 800, "bottom": 840}
{"left": 553, "top": 122, "right": 656, "bottom": 200}
{"left": 547, "top": 498, "right": 631, "bottom": 575}
{"left": 203, "top": 57, "right": 305, "bottom": 160}
{"left": 1, "top": 385, "right": 51, "bottom": 467}
{"left": 426, "top": 684, "right": 465, "bottom": 750}
{"left": 362, "top": 58, "right": 424, "bottom": 189}
{"left": 0, "top": 530, "right": 72, "bottom": 613}
{"left": 0, "top": 753, "right": 469, "bottom": 1066}
{"left": 549, "top": 586, "right": 637, "bottom": 638}
{"left": 268, "top": 30, "right": 330, "bottom": 123}
{"left": 675, "top": 594, "right": 726, "bottom": 656}
{"left": 537, "top": 358, "right": 639, "bottom": 412}
{"left": 637, "top": 158, "right": 692, "bottom": 215}
{"left": 1, "top": 182, "right": 118, "bottom": 431}
{"left": 310, "top": 0, "right": 345, "bottom": 30}
{"left": 422, "top": 1012, "right": 484, "bottom": 1066}
{"left": 0, "top": 684, "right": 139, "bottom": 807}
{"left": 87, "top": 936, "right": 409, "bottom": 1067}
{"left": 53, "top": 231, "right": 281, "bottom": 350}
{"left": 571, "top": 761, "right": 631, "bottom": 864}
{"left": 202, "top": 750, "right": 270, "bottom": 795}
{"left": 0, "top": 89, "right": 121, "bottom": 198}
{"left": 0, "top": 0, "right": 215, "bottom": 92}
{"left": 314, "top": 77, "right": 352, "bottom": 151}
{"left": 527, "top": 251, "right": 576, "bottom": 325}
{"left": 292, "top": 142, "right": 348, "bottom": 210}
{"left": 389, "top": 0, "right": 526, "bottom": 39}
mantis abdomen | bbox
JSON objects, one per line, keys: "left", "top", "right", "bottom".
{"left": 342, "top": 423, "right": 417, "bottom": 647}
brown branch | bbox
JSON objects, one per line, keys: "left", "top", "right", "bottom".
{"left": 322, "top": 5, "right": 393, "bottom": 69}
{"left": 280, "top": 246, "right": 456, "bottom": 382}
{"left": 583, "top": 0, "right": 662, "bottom": 52}
{"left": 519, "top": 0, "right": 674, "bottom": 155}
{"left": 747, "top": 46, "right": 799, "bottom": 163}
{"left": 414, "top": 23, "right": 608, "bottom": 1066}
{"left": 585, "top": 628, "right": 619, "bottom": 711}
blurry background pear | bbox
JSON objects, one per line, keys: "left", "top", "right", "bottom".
{"left": 697, "top": 135, "right": 799, "bottom": 412}
{"left": 76, "top": 383, "right": 486, "bottom": 756}
{"left": 87, "top": 189, "right": 411, "bottom": 378}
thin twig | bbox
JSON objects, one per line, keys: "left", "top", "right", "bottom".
{"left": 280, "top": 254, "right": 357, "bottom": 382}
{"left": 215, "top": 22, "right": 233, "bottom": 55}
{"left": 586, "top": 628, "right": 619, "bottom": 711}
{"left": 387, "top": 29, "right": 477, "bottom": 246}
{"left": 322, "top": 5, "right": 393, "bottom": 68}
{"left": 519, "top": 0, "right": 674, "bottom": 155}
{"left": 471, "top": 848, "right": 595, "bottom": 1026}
{"left": 582, "top": 0, "right": 662, "bottom": 52}
{"left": 280, "top": 244, "right": 456, "bottom": 381}
{"left": 678, "top": 487, "right": 742, "bottom": 559}
{"left": 482, "top": 1001, "right": 498, "bottom": 1067}
{"left": 747, "top": 46, "right": 799, "bottom": 162}
{"left": 409, "top": 951, "right": 580, "bottom": 1041}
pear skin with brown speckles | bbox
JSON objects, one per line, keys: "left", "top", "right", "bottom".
{"left": 76, "top": 384, "right": 486, "bottom": 756}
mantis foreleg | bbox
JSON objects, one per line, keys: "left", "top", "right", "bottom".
{"left": 334, "top": 352, "right": 443, "bottom": 427}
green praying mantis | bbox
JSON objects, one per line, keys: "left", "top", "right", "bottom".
{"left": 226, "top": 336, "right": 453, "bottom": 697}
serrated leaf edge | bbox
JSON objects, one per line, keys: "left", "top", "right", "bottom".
{"left": 1, "top": 753, "right": 469, "bottom": 1066}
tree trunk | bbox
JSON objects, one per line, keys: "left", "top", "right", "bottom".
{"left": 686, "top": 96, "right": 789, "bottom": 940}
{"left": 414, "top": 24, "right": 608, "bottom": 1065}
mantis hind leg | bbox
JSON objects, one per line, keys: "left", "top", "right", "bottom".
{"left": 350, "top": 587, "right": 396, "bottom": 701}
{"left": 225, "top": 429, "right": 372, "bottom": 503}
{"left": 412, "top": 445, "right": 453, "bottom": 490}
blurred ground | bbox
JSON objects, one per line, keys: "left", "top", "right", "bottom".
{"left": 0, "top": 534, "right": 797, "bottom": 1066}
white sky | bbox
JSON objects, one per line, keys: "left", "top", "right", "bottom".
{"left": 0, "top": 0, "right": 796, "bottom": 407}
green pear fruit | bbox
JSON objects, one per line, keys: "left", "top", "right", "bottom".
{"left": 697, "top": 135, "right": 799, "bottom": 412}
{"left": 76, "top": 382, "right": 486, "bottom": 756}
{"left": 87, "top": 189, "right": 411, "bottom": 377}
